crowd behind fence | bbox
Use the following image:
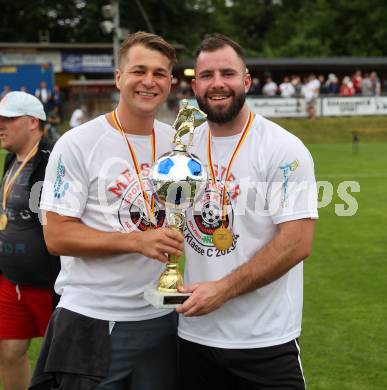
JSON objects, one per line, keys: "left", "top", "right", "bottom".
{"left": 170, "top": 70, "right": 386, "bottom": 120}
{"left": 1, "top": 69, "right": 386, "bottom": 128}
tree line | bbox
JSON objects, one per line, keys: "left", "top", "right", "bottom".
{"left": 1, "top": 0, "right": 386, "bottom": 59}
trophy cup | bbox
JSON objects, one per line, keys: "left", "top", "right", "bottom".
{"left": 144, "top": 100, "right": 207, "bottom": 308}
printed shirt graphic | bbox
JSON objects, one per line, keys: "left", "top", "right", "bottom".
{"left": 53, "top": 155, "right": 69, "bottom": 199}
{"left": 185, "top": 163, "right": 240, "bottom": 258}
{"left": 108, "top": 160, "right": 165, "bottom": 233}
{"left": 40, "top": 115, "right": 175, "bottom": 321}
{"left": 179, "top": 114, "right": 318, "bottom": 349}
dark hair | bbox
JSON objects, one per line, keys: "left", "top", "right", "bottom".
{"left": 195, "top": 33, "right": 246, "bottom": 64}
{"left": 118, "top": 31, "right": 177, "bottom": 69}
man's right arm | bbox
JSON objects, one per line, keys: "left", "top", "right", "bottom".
{"left": 43, "top": 211, "right": 183, "bottom": 263}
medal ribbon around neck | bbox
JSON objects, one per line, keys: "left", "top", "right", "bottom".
{"left": 2, "top": 141, "right": 39, "bottom": 214}
{"left": 111, "top": 110, "right": 156, "bottom": 227}
{"left": 207, "top": 112, "right": 254, "bottom": 225}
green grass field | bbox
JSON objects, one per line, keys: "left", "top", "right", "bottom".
{"left": 303, "top": 142, "right": 387, "bottom": 389}
{"left": 278, "top": 117, "right": 387, "bottom": 389}
{"left": 1, "top": 116, "right": 387, "bottom": 389}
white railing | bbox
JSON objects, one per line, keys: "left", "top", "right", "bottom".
{"left": 184, "top": 96, "right": 387, "bottom": 118}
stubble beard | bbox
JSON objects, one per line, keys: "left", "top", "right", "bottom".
{"left": 195, "top": 90, "right": 246, "bottom": 124}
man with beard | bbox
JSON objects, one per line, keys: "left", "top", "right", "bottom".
{"left": 176, "top": 34, "right": 318, "bottom": 389}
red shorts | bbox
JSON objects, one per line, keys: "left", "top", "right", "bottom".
{"left": 0, "top": 274, "right": 53, "bottom": 339}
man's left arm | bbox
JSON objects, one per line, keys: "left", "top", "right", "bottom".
{"left": 177, "top": 218, "right": 315, "bottom": 316}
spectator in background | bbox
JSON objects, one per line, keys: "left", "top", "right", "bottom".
{"left": 0, "top": 91, "right": 60, "bottom": 390}
{"left": 20, "top": 86, "right": 28, "bottom": 93}
{"left": 1, "top": 85, "right": 11, "bottom": 99}
{"left": 49, "top": 85, "right": 64, "bottom": 117}
{"left": 247, "top": 77, "right": 261, "bottom": 95}
{"left": 34, "top": 81, "right": 51, "bottom": 112}
{"left": 340, "top": 76, "right": 355, "bottom": 96}
{"left": 361, "top": 73, "right": 373, "bottom": 96}
{"left": 167, "top": 78, "right": 180, "bottom": 115}
{"left": 279, "top": 76, "right": 295, "bottom": 98}
{"left": 176, "top": 80, "right": 192, "bottom": 99}
{"left": 44, "top": 105, "right": 61, "bottom": 144}
{"left": 352, "top": 70, "right": 362, "bottom": 95}
{"left": 291, "top": 75, "right": 303, "bottom": 97}
{"left": 302, "top": 74, "right": 320, "bottom": 120}
{"left": 69, "top": 104, "right": 87, "bottom": 128}
{"left": 370, "top": 72, "right": 381, "bottom": 96}
{"left": 325, "top": 73, "right": 340, "bottom": 95}
{"left": 318, "top": 75, "right": 329, "bottom": 95}
{"left": 262, "top": 76, "right": 278, "bottom": 96}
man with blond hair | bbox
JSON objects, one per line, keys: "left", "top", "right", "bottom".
{"left": 30, "top": 32, "right": 182, "bottom": 390}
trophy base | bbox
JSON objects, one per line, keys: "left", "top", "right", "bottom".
{"left": 144, "top": 285, "right": 191, "bottom": 308}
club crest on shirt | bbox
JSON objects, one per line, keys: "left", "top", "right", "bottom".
{"left": 279, "top": 160, "right": 299, "bottom": 207}
{"left": 108, "top": 164, "right": 165, "bottom": 232}
{"left": 184, "top": 180, "right": 239, "bottom": 258}
{"left": 54, "top": 155, "right": 69, "bottom": 199}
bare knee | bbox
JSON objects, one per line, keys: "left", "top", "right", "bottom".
{"left": 0, "top": 339, "right": 30, "bottom": 366}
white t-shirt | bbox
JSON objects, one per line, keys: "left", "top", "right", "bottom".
{"left": 302, "top": 79, "right": 321, "bottom": 102}
{"left": 262, "top": 81, "right": 278, "bottom": 96}
{"left": 178, "top": 114, "right": 318, "bottom": 348}
{"left": 69, "top": 108, "right": 85, "bottom": 128}
{"left": 35, "top": 87, "right": 50, "bottom": 103}
{"left": 40, "top": 114, "right": 175, "bottom": 321}
{"left": 279, "top": 82, "right": 295, "bottom": 98}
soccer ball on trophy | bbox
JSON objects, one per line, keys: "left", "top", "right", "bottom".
{"left": 144, "top": 100, "right": 207, "bottom": 308}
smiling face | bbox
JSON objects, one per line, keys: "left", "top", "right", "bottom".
{"left": 115, "top": 44, "right": 172, "bottom": 118}
{"left": 192, "top": 46, "right": 251, "bottom": 124}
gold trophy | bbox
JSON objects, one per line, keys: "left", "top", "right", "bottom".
{"left": 144, "top": 100, "right": 207, "bottom": 308}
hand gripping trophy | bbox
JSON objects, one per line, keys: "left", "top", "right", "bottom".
{"left": 144, "top": 99, "right": 207, "bottom": 308}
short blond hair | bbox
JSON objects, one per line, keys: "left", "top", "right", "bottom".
{"left": 118, "top": 31, "right": 177, "bottom": 69}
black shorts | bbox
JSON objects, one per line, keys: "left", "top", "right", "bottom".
{"left": 179, "top": 338, "right": 306, "bottom": 390}
{"left": 29, "top": 308, "right": 178, "bottom": 390}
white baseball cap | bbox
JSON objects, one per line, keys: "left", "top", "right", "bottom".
{"left": 0, "top": 91, "right": 46, "bottom": 121}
